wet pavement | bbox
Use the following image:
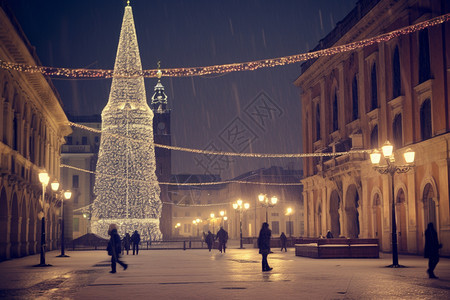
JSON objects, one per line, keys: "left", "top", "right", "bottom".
{"left": 1, "top": 241, "right": 449, "bottom": 299}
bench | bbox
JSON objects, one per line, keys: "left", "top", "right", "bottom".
{"left": 295, "top": 238, "right": 379, "bottom": 258}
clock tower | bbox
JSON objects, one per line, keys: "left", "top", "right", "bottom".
{"left": 151, "top": 68, "right": 172, "bottom": 239}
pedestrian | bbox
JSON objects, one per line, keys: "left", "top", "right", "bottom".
{"left": 216, "top": 227, "right": 228, "bottom": 253}
{"left": 205, "top": 231, "right": 214, "bottom": 252}
{"left": 107, "top": 224, "right": 128, "bottom": 274}
{"left": 131, "top": 230, "right": 141, "bottom": 255}
{"left": 258, "top": 222, "right": 272, "bottom": 272}
{"left": 326, "top": 230, "right": 334, "bottom": 238}
{"left": 123, "top": 232, "right": 131, "bottom": 255}
{"left": 280, "top": 232, "right": 287, "bottom": 252}
{"left": 424, "top": 222, "right": 442, "bottom": 279}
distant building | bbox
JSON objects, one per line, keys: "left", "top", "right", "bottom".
{"left": 169, "top": 166, "right": 303, "bottom": 239}
{"left": 0, "top": 3, "right": 71, "bottom": 261}
{"left": 294, "top": 0, "right": 449, "bottom": 255}
{"left": 61, "top": 115, "right": 101, "bottom": 240}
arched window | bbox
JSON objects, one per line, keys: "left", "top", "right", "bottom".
{"left": 332, "top": 90, "right": 338, "bottom": 132}
{"left": 352, "top": 76, "right": 359, "bottom": 121}
{"left": 315, "top": 103, "right": 321, "bottom": 141}
{"left": 393, "top": 46, "right": 401, "bottom": 98}
{"left": 420, "top": 99, "right": 432, "bottom": 140}
{"left": 419, "top": 29, "right": 431, "bottom": 83}
{"left": 393, "top": 114, "right": 402, "bottom": 149}
{"left": 370, "top": 125, "right": 378, "bottom": 149}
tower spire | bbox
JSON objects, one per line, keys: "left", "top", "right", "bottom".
{"left": 151, "top": 61, "right": 168, "bottom": 112}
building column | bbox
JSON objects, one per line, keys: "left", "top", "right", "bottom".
{"left": 406, "top": 169, "right": 417, "bottom": 253}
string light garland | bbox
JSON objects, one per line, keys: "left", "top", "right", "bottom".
{"left": 61, "top": 164, "right": 303, "bottom": 186}
{"left": 1, "top": 14, "right": 448, "bottom": 78}
{"left": 69, "top": 121, "right": 370, "bottom": 158}
{"left": 91, "top": 5, "right": 162, "bottom": 241}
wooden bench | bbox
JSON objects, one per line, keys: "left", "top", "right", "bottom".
{"left": 295, "top": 238, "right": 379, "bottom": 258}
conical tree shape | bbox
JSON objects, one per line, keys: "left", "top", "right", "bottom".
{"left": 92, "top": 4, "right": 162, "bottom": 240}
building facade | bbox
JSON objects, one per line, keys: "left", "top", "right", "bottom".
{"left": 170, "top": 167, "right": 303, "bottom": 239}
{"left": 0, "top": 4, "right": 71, "bottom": 261}
{"left": 295, "top": 0, "right": 450, "bottom": 255}
{"left": 61, "top": 115, "right": 101, "bottom": 240}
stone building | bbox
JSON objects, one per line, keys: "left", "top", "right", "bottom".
{"left": 0, "top": 4, "right": 71, "bottom": 261}
{"left": 294, "top": 0, "right": 449, "bottom": 255}
{"left": 60, "top": 115, "right": 101, "bottom": 240}
{"left": 170, "top": 166, "right": 303, "bottom": 239}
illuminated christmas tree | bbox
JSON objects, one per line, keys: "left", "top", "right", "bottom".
{"left": 92, "top": 3, "right": 162, "bottom": 240}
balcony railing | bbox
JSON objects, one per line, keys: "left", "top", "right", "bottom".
{"left": 62, "top": 145, "right": 91, "bottom": 153}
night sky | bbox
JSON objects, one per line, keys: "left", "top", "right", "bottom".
{"left": 7, "top": 0, "right": 356, "bottom": 179}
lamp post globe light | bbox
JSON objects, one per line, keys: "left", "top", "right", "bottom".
{"left": 193, "top": 218, "right": 201, "bottom": 237}
{"left": 233, "top": 199, "right": 250, "bottom": 249}
{"left": 51, "top": 180, "right": 72, "bottom": 258}
{"left": 210, "top": 213, "right": 215, "bottom": 234}
{"left": 258, "top": 194, "right": 278, "bottom": 223}
{"left": 37, "top": 171, "right": 50, "bottom": 267}
{"left": 370, "top": 141, "right": 415, "bottom": 268}
{"left": 286, "top": 207, "right": 293, "bottom": 237}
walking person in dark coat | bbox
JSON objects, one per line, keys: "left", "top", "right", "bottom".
{"left": 107, "top": 224, "right": 128, "bottom": 274}
{"left": 205, "top": 231, "right": 214, "bottom": 252}
{"left": 258, "top": 222, "right": 272, "bottom": 272}
{"left": 216, "top": 227, "right": 228, "bottom": 253}
{"left": 123, "top": 232, "right": 131, "bottom": 255}
{"left": 424, "top": 222, "right": 442, "bottom": 279}
{"left": 131, "top": 230, "right": 141, "bottom": 255}
{"left": 280, "top": 232, "right": 287, "bottom": 252}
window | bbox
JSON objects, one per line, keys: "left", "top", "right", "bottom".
{"left": 332, "top": 90, "right": 338, "bottom": 132}
{"left": 184, "top": 211, "right": 190, "bottom": 217}
{"left": 371, "top": 64, "right": 378, "bottom": 110}
{"left": 81, "top": 136, "right": 88, "bottom": 145}
{"left": 393, "top": 46, "right": 401, "bottom": 98}
{"left": 352, "top": 76, "right": 359, "bottom": 121}
{"left": 420, "top": 99, "right": 432, "bottom": 140}
{"left": 419, "top": 29, "right": 431, "bottom": 83}
{"left": 94, "top": 136, "right": 100, "bottom": 143}
{"left": 370, "top": 125, "right": 379, "bottom": 149}
{"left": 271, "top": 221, "right": 279, "bottom": 235}
{"left": 184, "top": 224, "right": 191, "bottom": 233}
{"left": 315, "top": 103, "right": 321, "bottom": 141}
{"left": 73, "top": 218, "right": 79, "bottom": 232}
{"left": 72, "top": 175, "right": 79, "bottom": 189}
{"left": 393, "top": 114, "right": 402, "bottom": 149}
{"left": 66, "top": 136, "right": 72, "bottom": 145}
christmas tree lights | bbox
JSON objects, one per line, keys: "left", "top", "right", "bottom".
{"left": 92, "top": 4, "right": 162, "bottom": 240}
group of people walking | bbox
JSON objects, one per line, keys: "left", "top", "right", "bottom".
{"left": 121, "top": 230, "right": 141, "bottom": 255}
{"left": 106, "top": 222, "right": 443, "bottom": 277}
{"left": 204, "top": 226, "right": 229, "bottom": 253}
{"left": 107, "top": 225, "right": 141, "bottom": 273}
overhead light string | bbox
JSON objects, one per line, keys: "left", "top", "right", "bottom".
{"left": 0, "top": 14, "right": 448, "bottom": 78}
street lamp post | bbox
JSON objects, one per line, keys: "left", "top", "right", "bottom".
{"left": 51, "top": 180, "right": 72, "bottom": 258}
{"left": 370, "top": 141, "right": 415, "bottom": 268}
{"left": 210, "top": 213, "right": 215, "bottom": 234}
{"left": 258, "top": 194, "right": 278, "bottom": 223}
{"left": 233, "top": 199, "right": 250, "bottom": 249}
{"left": 219, "top": 210, "right": 225, "bottom": 227}
{"left": 37, "top": 171, "right": 50, "bottom": 267}
{"left": 193, "top": 218, "right": 201, "bottom": 237}
{"left": 286, "top": 207, "right": 293, "bottom": 237}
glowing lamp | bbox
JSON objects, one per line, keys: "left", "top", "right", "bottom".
{"left": 370, "top": 150, "right": 381, "bottom": 165}
{"left": 382, "top": 141, "right": 393, "bottom": 157}
{"left": 404, "top": 149, "right": 415, "bottom": 164}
